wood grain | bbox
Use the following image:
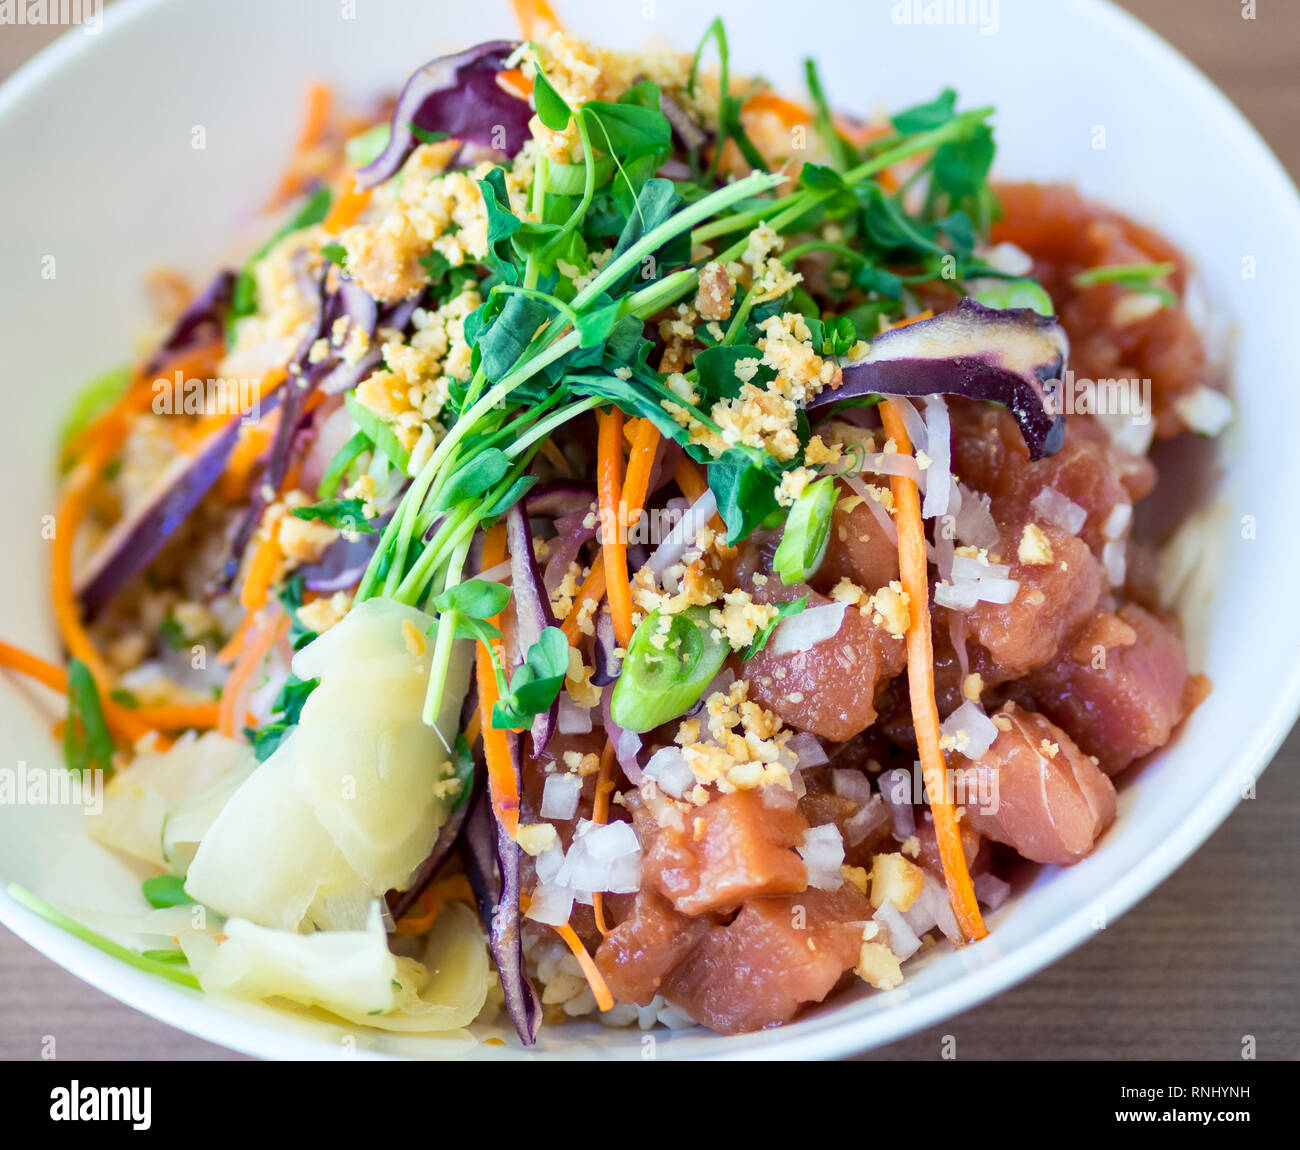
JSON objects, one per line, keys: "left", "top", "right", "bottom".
{"left": 0, "top": 0, "right": 1296, "bottom": 1061}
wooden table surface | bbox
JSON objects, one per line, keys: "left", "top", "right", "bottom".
{"left": 1, "top": 0, "right": 1296, "bottom": 1061}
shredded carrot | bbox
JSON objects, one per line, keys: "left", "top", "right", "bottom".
{"left": 890, "top": 309, "right": 934, "bottom": 330}
{"left": 217, "top": 612, "right": 288, "bottom": 740}
{"left": 464, "top": 709, "right": 482, "bottom": 750}
{"left": 221, "top": 422, "right": 276, "bottom": 502}
{"left": 878, "top": 399, "right": 986, "bottom": 943}
{"left": 51, "top": 437, "right": 117, "bottom": 689}
{"left": 621, "top": 419, "right": 661, "bottom": 526}
{"left": 322, "top": 178, "right": 372, "bottom": 231}
{"left": 673, "top": 457, "right": 709, "bottom": 503}
{"left": 130, "top": 702, "right": 232, "bottom": 732}
{"left": 589, "top": 737, "right": 617, "bottom": 937}
{"left": 475, "top": 524, "right": 521, "bottom": 839}
{"left": 394, "top": 874, "right": 476, "bottom": 936}
{"left": 0, "top": 640, "right": 156, "bottom": 746}
{"left": 596, "top": 409, "right": 638, "bottom": 650}
{"left": 551, "top": 921, "right": 614, "bottom": 1012}
{"left": 510, "top": 0, "right": 562, "bottom": 39}
{"left": 267, "top": 81, "right": 334, "bottom": 209}
{"left": 560, "top": 562, "right": 607, "bottom": 646}
{"left": 743, "top": 91, "right": 812, "bottom": 129}
{"left": 239, "top": 532, "right": 283, "bottom": 613}
{"left": 497, "top": 68, "right": 533, "bottom": 101}
{"left": 673, "top": 456, "right": 726, "bottom": 535}
{"left": 537, "top": 436, "right": 571, "bottom": 476}
{"left": 216, "top": 614, "right": 254, "bottom": 665}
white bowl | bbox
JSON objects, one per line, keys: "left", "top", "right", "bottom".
{"left": 1, "top": 0, "right": 1297, "bottom": 1061}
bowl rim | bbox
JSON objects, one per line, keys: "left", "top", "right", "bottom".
{"left": 1, "top": 0, "right": 1299, "bottom": 1062}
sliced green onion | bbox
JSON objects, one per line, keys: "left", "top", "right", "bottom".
{"left": 610, "top": 606, "right": 730, "bottom": 733}
{"left": 345, "top": 124, "right": 391, "bottom": 169}
{"left": 6, "top": 883, "right": 201, "bottom": 990}
{"left": 344, "top": 391, "right": 410, "bottom": 472}
{"left": 59, "top": 366, "right": 130, "bottom": 455}
{"left": 971, "top": 277, "right": 1054, "bottom": 316}
{"left": 773, "top": 476, "right": 839, "bottom": 584}
{"left": 141, "top": 874, "right": 193, "bottom": 909}
{"left": 317, "top": 430, "right": 372, "bottom": 499}
{"left": 546, "top": 156, "right": 616, "bottom": 196}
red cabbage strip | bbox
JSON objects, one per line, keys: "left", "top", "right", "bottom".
{"left": 591, "top": 604, "right": 621, "bottom": 686}
{"left": 356, "top": 41, "right": 530, "bottom": 191}
{"left": 76, "top": 404, "right": 276, "bottom": 620}
{"left": 220, "top": 279, "right": 412, "bottom": 584}
{"left": 813, "top": 299, "right": 1069, "bottom": 460}
{"left": 462, "top": 773, "right": 542, "bottom": 1046}
{"left": 142, "top": 269, "right": 235, "bottom": 376}
{"left": 507, "top": 501, "right": 560, "bottom": 754}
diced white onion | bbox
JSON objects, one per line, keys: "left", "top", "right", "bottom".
{"left": 940, "top": 700, "right": 1000, "bottom": 761}
{"left": 643, "top": 746, "right": 695, "bottom": 800}
{"left": 983, "top": 241, "right": 1034, "bottom": 277}
{"left": 1102, "top": 502, "right": 1132, "bottom": 541}
{"left": 1031, "top": 486, "right": 1087, "bottom": 536}
{"left": 787, "top": 731, "right": 828, "bottom": 769}
{"left": 1175, "top": 386, "right": 1233, "bottom": 436}
{"left": 525, "top": 882, "right": 574, "bottom": 926}
{"left": 832, "top": 768, "right": 873, "bottom": 805}
{"left": 797, "top": 823, "right": 845, "bottom": 890}
{"left": 844, "top": 793, "right": 890, "bottom": 846}
{"left": 534, "top": 843, "right": 565, "bottom": 885}
{"left": 1102, "top": 538, "right": 1127, "bottom": 586}
{"left": 555, "top": 820, "right": 641, "bottom": 895}
{"left": 954, "top": 484, "right": 999, "bottom": 550}
{"left": 880, "top": 768, "right": 916, "bottom": 839}
{"left": 951, "top": 554, "right": 1011, "bottom": 581}
{"left": 767, "top": 602, "right": 846, "bottom": 657}
{"left": 540, "top": 773, "right": 582, "bottom": 821}
{"left": 556, "top": 693, "right": 593, "bottom": 735}
{"left": 873, "top": 898, "right": 922, "bottom": 960}
{"left": 973, "top": 872, "right": 1012, "bottom": 910}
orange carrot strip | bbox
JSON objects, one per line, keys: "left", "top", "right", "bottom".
{"left": 510, "top": 0, "right": 562, "bottom": 39}
{"left": 621, "top": 419, "right": 660, "bottom": 529}
{"left": 475, "top": 524, "right": 521, "bottom": 839}
{"left": 590, "top": 738, "right": 617, "bottom": 937}
{"left": 267, "top": 81, "right": 334, "bottom": 209}
{"left": 597, "top": 409, "right": 638, "bottom": 650}
{"left": 551, "top": 921, "right": 614, "bottom": 1012}
{"left": 323, "top": 179, "right": 372, "bottom": 231}
{"left": 217, "top": 612, "right": 288, "bottom": 740}
{"left": 239, "top": 532, "right": 283, "bottom": 613}
{"left": 394, "top": 874, "right": 476, "bottom": 936}
{"left": 498, "top": 68, "right": 533, "bottom": 100}
{"left": 560, "top": 561, "right": 607, "bottom": 646}
{"left": 130, "top": 702, "right": 232, "bottom": 732}
{"left": 673, "top": 457, "right": 708, "bottom": 503}
{"left": 878, "top": 399, "right": 986, "bottom": 943}
{"left": 0, "top": 640, "right": 154, "bottom": 746}
{"left": 464, "top": 709, "right": 482, "bottom": 750}
{"left": 51, "top": 437, "right": 117, "bottom": 688}
{"left": 743, "top": 91, "right": 812, "bottom": 128}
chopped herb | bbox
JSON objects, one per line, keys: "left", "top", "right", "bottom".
{"left": 64, "top": 659, "right": 114, "bottom": 776}
{"left": 740, "top": 596, "right": 808, "bottom": 660}
{"left": 290, "top": 497, "right": 376, "bottom": 534}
